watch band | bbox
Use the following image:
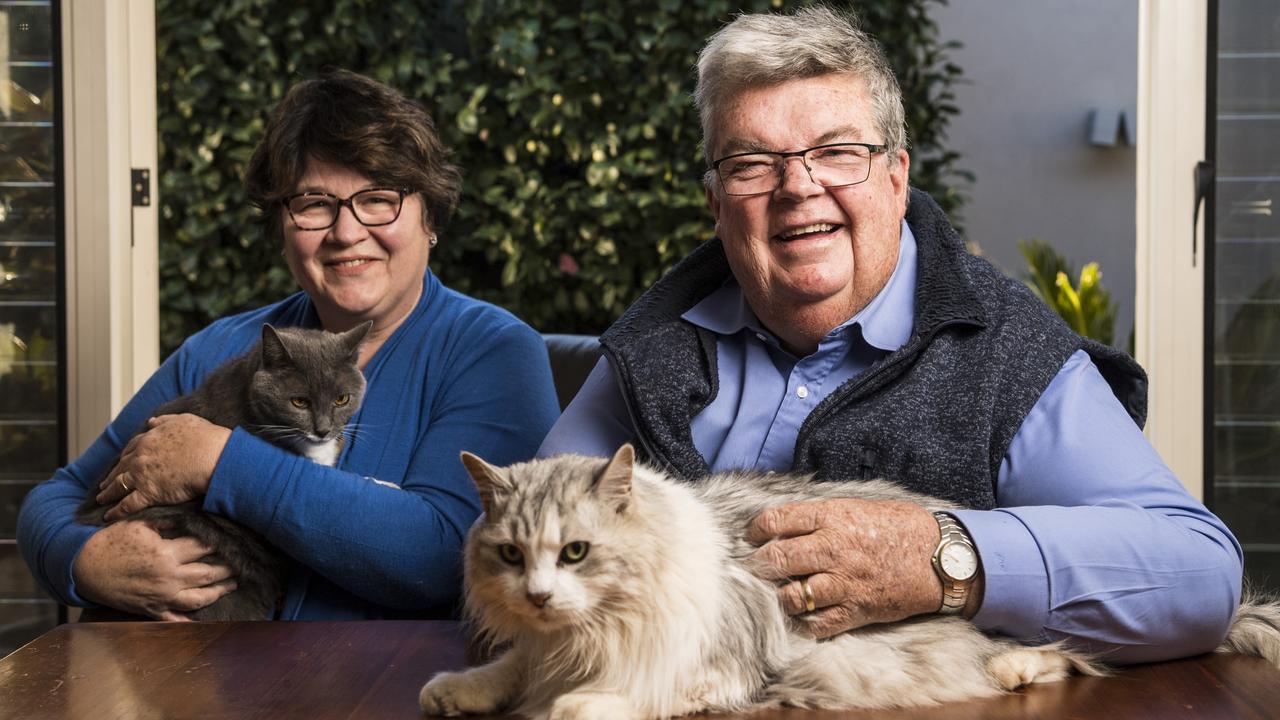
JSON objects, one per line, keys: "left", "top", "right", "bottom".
{"left": 932, "top": 512, "right": 976, "bottom": 615}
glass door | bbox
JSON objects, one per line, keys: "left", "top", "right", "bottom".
{"left": 0, "top": 0, "right": 61, "bottom": 653}
{"left": 1209, "top": 0, "right": 1280, "bottom": 592}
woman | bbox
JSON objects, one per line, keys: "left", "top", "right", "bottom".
{"left": 17, "top": 70, "right": 560, "bottom": 620}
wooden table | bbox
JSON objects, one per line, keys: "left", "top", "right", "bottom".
{"left": 2, "top": 621, "right": 1279, "bottom": 720}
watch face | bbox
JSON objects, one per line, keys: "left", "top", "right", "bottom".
{"left": 940, "top": 543, "right": 978, "bottom": 581}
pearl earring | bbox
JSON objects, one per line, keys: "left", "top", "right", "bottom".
{"left": 429, "top": 236, "right": 439, "bottom": 248}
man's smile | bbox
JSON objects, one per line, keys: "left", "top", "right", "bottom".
{"left": 775, "top": 222, "right": 841, "bottom": 241}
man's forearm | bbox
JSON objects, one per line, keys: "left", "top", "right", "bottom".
{"left": 957, "top": 504, "right": 1241, "bottom": 662}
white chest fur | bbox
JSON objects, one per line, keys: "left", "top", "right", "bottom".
{"left": 301, "top": 438, "right": 340, "bottom": 467}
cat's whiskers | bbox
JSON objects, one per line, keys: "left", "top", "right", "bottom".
{"left": 341, "top": 426, "right": 372, "bottom": 441}
{"left": 245, "top": 423, "right": 301, "bottom": 437}
{"left": 245, "top": 423, "right": 285, "bottom": 431}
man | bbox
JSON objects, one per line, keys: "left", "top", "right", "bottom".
{"left": 538, "top": 7, "right": 1241, "bottom": 662}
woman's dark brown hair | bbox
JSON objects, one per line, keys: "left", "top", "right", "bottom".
{"left": 245, "top": 69, "right": 462, "bottom": 241}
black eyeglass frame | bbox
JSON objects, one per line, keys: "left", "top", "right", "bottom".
{"left": 281, "top": 187, "right": 415, "bottom": 230}
{"left": 710, "top": 142, "right": 888, "bottom": 196}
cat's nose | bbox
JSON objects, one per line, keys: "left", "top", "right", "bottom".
{"left": 526, "top": 591, "right": 552, "bottom": 608}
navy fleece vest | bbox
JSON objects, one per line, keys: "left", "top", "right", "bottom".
{"left": 599, "top": 189, "right": 1147, "bottom": 509}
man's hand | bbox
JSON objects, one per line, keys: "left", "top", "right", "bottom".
{"left": 73, "top": 521, "right": 236, "bottom": 621}
{"left": 746, "top": 498, "right": 943, "bottom": 639}
{"left": 95, "top": 414, "right": 231, "bottom": 522}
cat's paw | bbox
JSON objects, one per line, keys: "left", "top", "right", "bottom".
{"left": 546, "top": 691, "right": 639, "bottom": 720}
{"left": 419, "top": 670, "right": 506, "bottom": 716}
{"left": 986, "top": 647, "right": 1073, "bottom": 690}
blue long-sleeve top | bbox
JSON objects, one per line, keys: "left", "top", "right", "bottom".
{"left": 19, "top": 270, "right": 561, "bottom": 619}
{"left": 538, "top": 221, "right": 1242, "bottom": 663}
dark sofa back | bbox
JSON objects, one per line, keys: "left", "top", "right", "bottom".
{"left": 542, "top": 334, "right": 601, "bottom": 411}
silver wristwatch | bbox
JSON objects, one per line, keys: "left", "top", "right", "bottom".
{"left": 931, "top": 512, "right": 979, "bottom": 615}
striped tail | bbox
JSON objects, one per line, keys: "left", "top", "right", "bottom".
{"left": 1217, "top": 592, "right": 1280, "bottom": 666}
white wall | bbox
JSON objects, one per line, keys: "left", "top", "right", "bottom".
{"left": 933, "top": 0, "right": 1139, "bottom": 346}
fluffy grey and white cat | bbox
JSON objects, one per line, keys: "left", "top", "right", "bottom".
{"left": 420, "top": 444, "right": 1280, "bottom": 719}
{"left": 77, "top": 322, "right": 370, "bottom": 621}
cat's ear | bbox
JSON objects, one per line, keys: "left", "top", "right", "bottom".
{"left": 340, "top": 321, "right": 374, "bottom": 361}
{"left": 260, "top": 324, "right": 294, "bottom": 369}
{"left": 594, "top": 443, "right": 634, "bottom": 512}
{"left": 461, "top": 451, "right": 512, "bottom": 518}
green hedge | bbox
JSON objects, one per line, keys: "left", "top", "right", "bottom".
{"left": 156, "top": 0, "right": 965, "bottom": 352}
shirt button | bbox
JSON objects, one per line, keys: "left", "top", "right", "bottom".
{"left": 796, "top": 385, "right": 809, "bottom": 398}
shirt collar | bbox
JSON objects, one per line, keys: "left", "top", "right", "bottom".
{"left": 682, "top": 220, "right": 917, "bottom": 352}
{"left": 851, "top": 219, "right": 916, "bottom": 351}
{"left": 681, "top": 277, "right": 759, "bottom": 335}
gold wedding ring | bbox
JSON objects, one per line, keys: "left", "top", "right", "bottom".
{"left": 800, "top": 577, "right": 816, "bottom": 613}
{"left": 117, "top": 474, "right": 131, "bottom": 493}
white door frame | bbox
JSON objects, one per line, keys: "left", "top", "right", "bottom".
{"left": 61, "top": 0, "right": 159, "bottom": 456}
{"left": 1134, "top": 0, "right": 1207, "bottom": 498}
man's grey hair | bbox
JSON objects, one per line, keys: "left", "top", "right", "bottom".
{"left": 694, "top": 5, "right": 907, "bottom": 167}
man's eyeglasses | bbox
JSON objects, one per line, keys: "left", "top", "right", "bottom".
{"left": 283, "top": 188, "right": 414, "bottom": 230}
{"left": 711, "top": 142, "right": 887, "bottom": 196}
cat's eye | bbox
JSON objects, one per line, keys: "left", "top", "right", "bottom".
{"left": 559, "top": 541, "right": 590, "bottom": 564}
{"left": 498, "top": 544, "right": 524, "bottom": 565}
{"left": 334, "top": 394, "right": 351, "bottom": 407}
{"left": 290, "top": 397, "right": 310, "bottom": 409}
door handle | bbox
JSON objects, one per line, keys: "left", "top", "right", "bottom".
{"left": 1193, "top": 160, "right": 1214, "bottom": 267}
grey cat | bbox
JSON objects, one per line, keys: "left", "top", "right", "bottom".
{"left": 420, "top": 444, "right": 1280, "bottom": 720}
{"left": 77, "top": 322, "right": 370, "bottom": 621}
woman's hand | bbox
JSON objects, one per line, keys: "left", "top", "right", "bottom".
{"left": 95, "top": 414, "right": 231, "bottom": 522}
{"left": 746, "top": 498, "right": 950, "bottom": 639}
{"left": 72, "top": 521, "right": 236, "bottom": 620}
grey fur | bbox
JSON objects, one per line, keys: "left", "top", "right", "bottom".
{"left": 77, "top": 322, "right": 369, "bottom": 620}
{"left": 1218, "top": 590, "right": 1280, "bottom": 666}
{"left": 429, "top": 448, "right": 1102, "bottom": 719}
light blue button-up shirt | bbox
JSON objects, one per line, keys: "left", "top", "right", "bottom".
{"left": 538, "top": 221, "right": 1242, "bottom": 662}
